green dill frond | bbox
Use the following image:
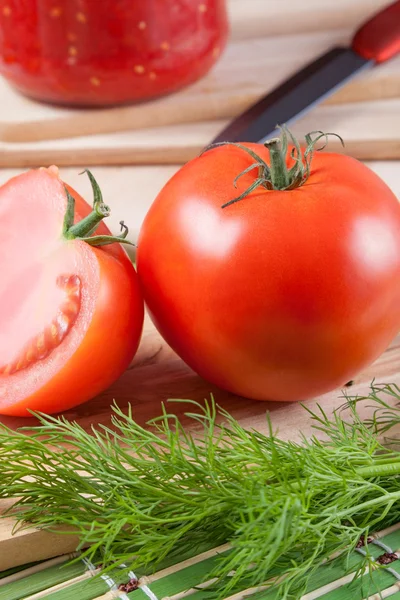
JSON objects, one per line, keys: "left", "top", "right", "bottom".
{"left": 1, "top": 385, "right": 400, "bottom": 598}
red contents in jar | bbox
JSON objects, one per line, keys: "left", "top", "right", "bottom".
{"left": 0, "top": 0, "right": 228, "bottom": 106}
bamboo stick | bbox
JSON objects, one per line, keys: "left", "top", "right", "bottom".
{"left": 162, "top": 578, "right": 219, "bottom": 600}
{"left": 142, "top": 524, "right": 400, "bottom": 600}
{"left": 195, "top": 536, "right": 400, "bottom": 600}
{"left": 213, "top": 584, "right": 271, "bottom": 600}
{"left": 299, "top": 543, "right": 400, "bottom": 600}
{"left": 301, "top": 570, "right": 369, "bottom": 600}
{"left": 142, "top": 544, "right": 231, "bottom": 585}
{"left": 374, "top": 522, "right": 400, "bottom": 540}
{"left": 22, "top": 569, "right": 100, "bottom": 600}
{"left": 363, "top": 581, "right": 400, "bottom": 600}
{"left": 144, "top": 537, "right": 400, "bottom": 600}
{"left": 2, "top": 523, "right": 400, "bottom": 600}
{"left": 91, "top": 592, "right": 120, "bottom": 600}
{"left": 0, "top": 553, "right": 80, "bottom": 587}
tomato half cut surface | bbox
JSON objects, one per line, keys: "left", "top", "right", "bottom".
{"left": 0, "top": 166, "right": 144, "bottom": 416}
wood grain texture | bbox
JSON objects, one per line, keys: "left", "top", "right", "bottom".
{"left": 1, "top": 97, "right": 399, "bottom": 168}
{"left": 0, "top": 501, "right": 81, "bottom": 571}
{"left": 0, "top": 2, "right": 398, "bottom": 143}
{"left": 228, "top": 0, "right": 392, "bottom": 40}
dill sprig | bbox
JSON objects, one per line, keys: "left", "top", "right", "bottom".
{"left": 2, "top": 384, "right": 400, "bottom": 599}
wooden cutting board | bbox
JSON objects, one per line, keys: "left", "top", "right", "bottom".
{"left": 0, "top": 159, "right": 399, "bottom": 570}
{"left": 0, "top": 0, "right": 396, "bottom": 143}
{"left": 1, "top": 97, "right": 399, "bottom": 167}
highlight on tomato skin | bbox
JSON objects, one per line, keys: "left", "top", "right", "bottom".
{"left": 0, "top": 166, "right": 144, "bottom": 417}
{"left": 137, "top": 128, "right": 400, "bottom": 402}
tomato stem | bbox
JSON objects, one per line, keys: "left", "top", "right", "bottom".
{"left": 66, "top": 193, "right": 110, "bottom": 239}
{"left": 62, "top": 187, "right": 75, "bottom": 234}
{"left": 264, "top": 138, "right": 290, "bottom": 190}
{"left": 62, "top": 170, "right": 135, "bottom": 247}
{"left": 204, "top": 125, "right": 345, "bottom": 208}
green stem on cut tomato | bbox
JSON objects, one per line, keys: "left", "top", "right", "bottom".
{"left": 204, "top": 125, "right": 345, "bottom": 208}
{"left": 62, "top": 170, "right": 135, "bottom": 247}
{"left": 66, "top": 190, "right": 110, "bottom": 239}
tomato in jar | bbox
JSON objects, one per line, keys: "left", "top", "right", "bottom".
{"left": 0, "top": 0, "right": 228, "bottom": 106}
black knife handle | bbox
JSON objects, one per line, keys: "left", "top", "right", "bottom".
{"left": 211, "top": 48, "right": 369, "bottom": 144}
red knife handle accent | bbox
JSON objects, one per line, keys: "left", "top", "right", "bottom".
{"left": 352, "top": 0, "right": 400, "bottom": 63}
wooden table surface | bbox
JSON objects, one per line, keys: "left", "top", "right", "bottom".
{"left": 1, "top": 0, "right": 400, "bottom": 572}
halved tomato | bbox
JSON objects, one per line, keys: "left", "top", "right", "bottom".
{"left": 0, "top": 166, "right": 143, "bottom": 416}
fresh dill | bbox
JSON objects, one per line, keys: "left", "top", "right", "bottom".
{"left": 1, "top": 383, "right": 400, "bottom": 599}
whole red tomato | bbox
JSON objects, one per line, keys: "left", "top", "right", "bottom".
{"left": 137, "top": 133, "right": 400, "bottom": 401}
{"left": 0, "top": 166, "right": 144, "bottom": 416}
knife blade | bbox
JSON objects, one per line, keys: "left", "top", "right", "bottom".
{"left": 212, "top": 0, "right": 400, "bottom": 144}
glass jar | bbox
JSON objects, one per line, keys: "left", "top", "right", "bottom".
{"left": 0, "top": 0, "right": 228, "bottom": 106}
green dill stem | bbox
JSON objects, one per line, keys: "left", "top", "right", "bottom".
{"left": 356, "top": 461, "right": 400, "bottom": 478}
{"left": 334, "top": 490, "right": 400, "bottom": 520}
{"left": 271, "top": 458, "right": 400, "bottom": 491}
{"left": 371, "top": 455, "right": 400, "bottom": 464}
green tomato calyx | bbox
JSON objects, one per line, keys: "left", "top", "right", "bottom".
{"left": 62, "top": 169, "right": 135, "bottom": 247}
{"left": 203, "top": 125, "right": 344, "bottom": 208}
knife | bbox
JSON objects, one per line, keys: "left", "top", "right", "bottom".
{"left": 212, "top": 0, "right": 400, "bottom": 144}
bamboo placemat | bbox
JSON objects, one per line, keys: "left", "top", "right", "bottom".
{"left": 3, "top": 523, "right": 400, "bottom": 600}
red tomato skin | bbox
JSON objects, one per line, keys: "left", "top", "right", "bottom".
{"left": 2, "top": 247, "right": 144, "bottom": 417}
{"left": 137, "top": 145, "right": 400, "bottom": 401}
{"left": 0, "top": 169, "right": 144, "bottom": 416}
